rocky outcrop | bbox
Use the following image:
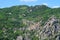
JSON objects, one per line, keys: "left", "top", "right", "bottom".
{"left": 27, "top": 22, "right": 40, "bottom": 30}
{"left": 16, "top": 36, "right": 23, "bottom": 40}
{"left": 38, "top": 16, "right": 60, "bottom": 40}
{"left": 16, "top": 16, "right": 60, "bottom": 40}
{"left": 22, "top": 19, "right": 41, "bottom": 31}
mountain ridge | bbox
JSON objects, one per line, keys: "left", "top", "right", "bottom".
{"left": 0, "top": 5, "right": 60, "bottom": 40}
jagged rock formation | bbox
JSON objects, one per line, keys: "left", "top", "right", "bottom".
{"left": 16, "top": 16, "right": 60, "bottom": 40}
{"left": 37, "top": 16, "right": 60, "bottom": 40}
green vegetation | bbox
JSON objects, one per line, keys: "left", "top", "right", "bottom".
{"left": 0, "top": 5, "right": 60, "bottom": 40}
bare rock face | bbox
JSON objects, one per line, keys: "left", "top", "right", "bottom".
{"left": 56, "top": 35, "right": 60, "bottom": 40}
{"left": 38, "top": 16, "right": 60, "bottom": 40}
{"left": 16, "top": 36, "right": 23, "bottom": 40}
{"left": 16, "top": 16, "right": 60, "bottom": 40}
{"left": 27, "top": 22, "right": 40, "bottom": 30}
{"left": 22, "top": 19, "right": 41, "bottom": 31}
{"left": 16, "top": 36, "right": 31, "bottom": 40}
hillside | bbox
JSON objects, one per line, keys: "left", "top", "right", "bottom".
{"left": 0, "top": 5, "right": 60, "bottom": 40}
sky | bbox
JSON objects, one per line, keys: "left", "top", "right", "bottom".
{"left": 0, "top": 0, "right": 60, "bottom": 8}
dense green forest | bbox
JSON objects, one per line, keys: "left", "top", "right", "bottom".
{"left": 0, "top": 5, "right": 60, "bottom": 40}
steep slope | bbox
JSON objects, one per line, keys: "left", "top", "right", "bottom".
{"left": 0, "top": 5, "right": 60, "bottom": 40}
{"left": 35, "top": 15, "right": 60, "bottom": 40}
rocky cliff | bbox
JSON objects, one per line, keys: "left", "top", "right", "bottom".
{"left": 16, "top": 15, "right": 60, "bottom": 40}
